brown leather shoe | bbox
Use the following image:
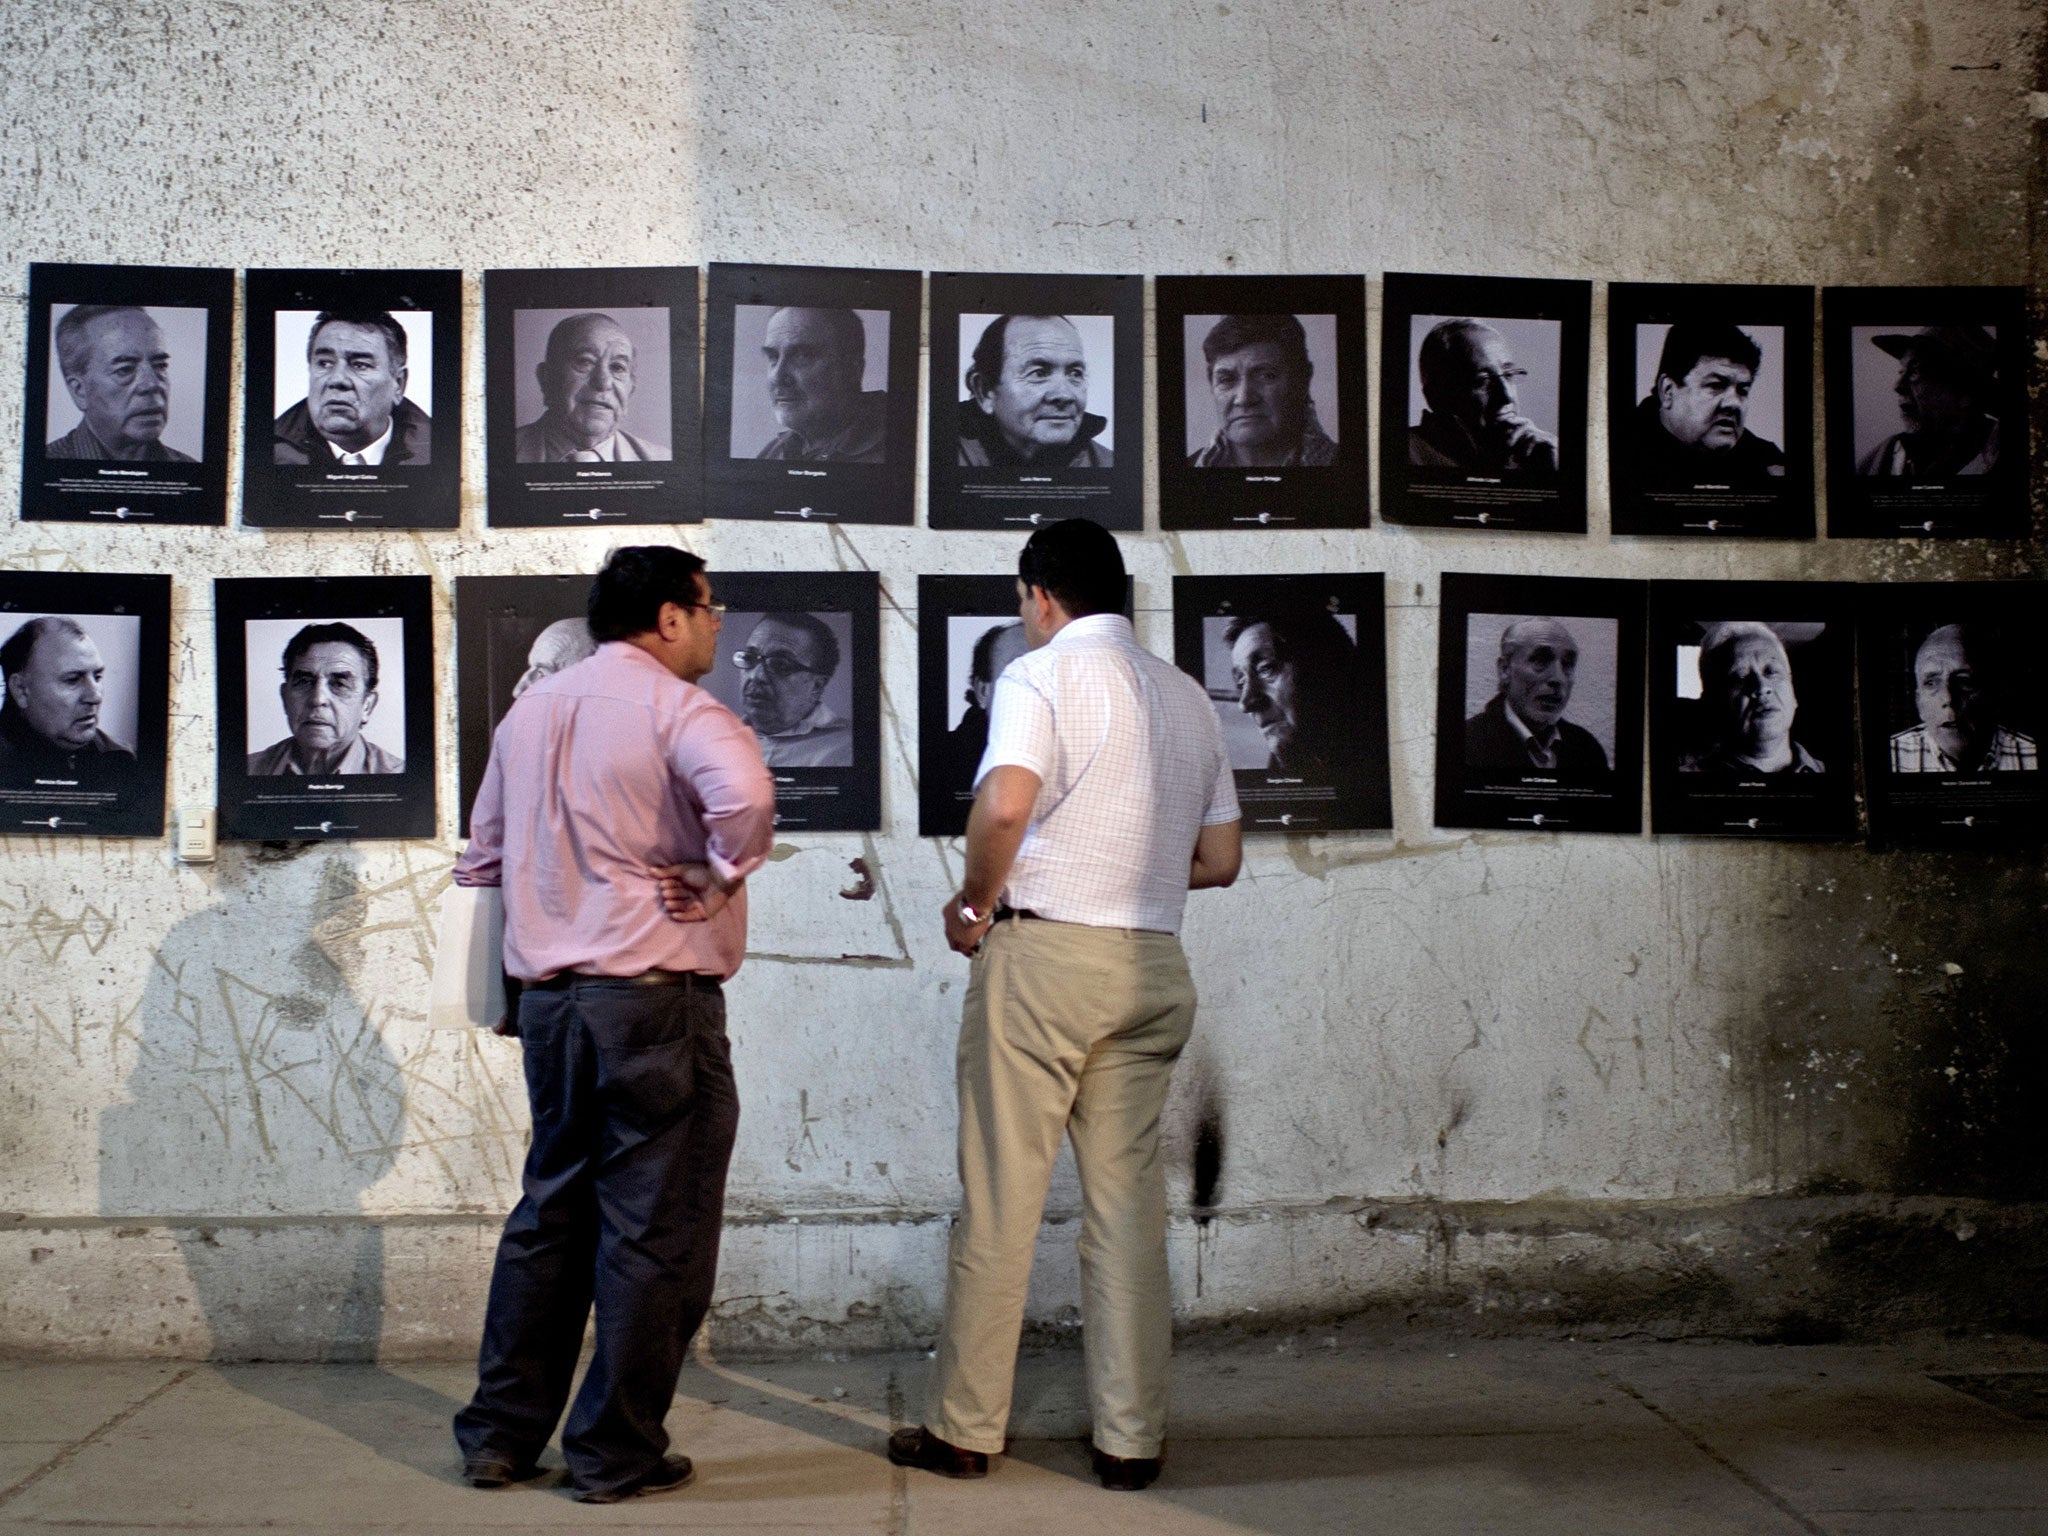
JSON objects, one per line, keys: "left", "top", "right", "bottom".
{"left": 887, "top": 1425, "right": 989, "bottom": 1478}
{"left": 1091, "top": 1444, "right": 1162, "bottom": 1491}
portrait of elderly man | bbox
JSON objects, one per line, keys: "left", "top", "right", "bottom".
{"left": 1466, "top": 617, "right": 1609, "bottom": 778}
{"left": 274, "top": 310, "right": 432, "bottom": 467}
{"left": 1188, "top": 313, "right": 1338, "bottom": 468}
{"left": 515, "top": 312, "right": 670, "bottom": 463}
{"left": 247, "top": 621, "right": 404, "bottom": 776}
{"left": 751, "top": 306, "right": 886, "bottom": 463}
{"left": 1680, "top": 621, "right": 1823, "bottom": 775}
{"left": 939, "top": 619, "right": 1030, "bottom": 794}
{"left": 1889, "top": 623, "right": 2037, "bottom": 774}
{"left": 1221, "top": 607, "right": 1358, "bottom": 781}
{"left": 1630, "top": 321, "right": 1786, "bottom": 481}
{"left": 46, "top": 306, "right": 194, "bottom": 462}
{"left": 731, "top": 611, "right": 852, "bottom": 768}
{"left": 1411, "top": 318, "right": 1559, "bottom": 474}
{"left": 509, "top": 617, "right": 597, "bottom": 701}
{"left": 0, "top": 617, "right": 136, "bottom": 775}
{"left": 1857, "top": 325, "right": 2002, "bottom": 479}
{"left": 958, "top": 315, "right": 1112, "bottom": 468}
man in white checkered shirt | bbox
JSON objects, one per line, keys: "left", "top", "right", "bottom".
{"left": 1888, "top": 623, "right": 2038, "bottom": 774}
{"left": 889, "top": 518, "right": 1242, "bottom": 1493}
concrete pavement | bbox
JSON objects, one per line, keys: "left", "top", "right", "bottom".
{"left": 1, "top": 1333, "right": 2044, "bottom": 1533}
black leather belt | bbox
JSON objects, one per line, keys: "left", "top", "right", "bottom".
{"left": 528, "top": 968, "right": 721, "bottom": 991}
{"left": 991, "top": 905, "right": 1042, "bottom": 922}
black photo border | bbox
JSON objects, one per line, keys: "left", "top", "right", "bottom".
{"left": 1607, "top": 282, "right": 1816, "bottom": 540}
{"left": 710, "top": 570, "right": 881, "bottom": 831}
{"left": 0, "top": 570, "right": 171, "bottom": 838}
{"left": 21, "top": 263, "right": 233, "bottom": 526}
{"left": 1858, "top": 580, "right": 2045, "bottom": 849}
{"left": 1172, "top": 573, "right": 1392, "bottom": 832}
{"left": 1155, "top": 274, "right": 1369, "bottom": 531}
{"left": 483, "top": 267, "right": 702, "bottom": 527}
{"left": 1380, "top": 272, "right": 1591, "bottom": 533}
{"left": 701, "top": 263, "right": 920, "bottom": 526}
{"left": 927, "top": 273, "right": 1143, "bottom": 531}
{"left": 1434, "top": 571, "right": 1645, "bottom": 833}
{"left": 215, "top": 575, "right": 437, "bottom": 841}
{"left": 1646, "top": 580, "right": 1859, "bottom": 840}
{"left": 240, "top": 268, "right": 464, "bottom": 530}
{"left": 454, "top": 574, "right": 594, "bottom": 836}
{"left": 1822, "top": 285, "right": 2030, "bottom": 540}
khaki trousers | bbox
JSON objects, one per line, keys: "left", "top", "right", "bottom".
{"left": 926, "top": 915, "right": 1198, "bottom": 1459}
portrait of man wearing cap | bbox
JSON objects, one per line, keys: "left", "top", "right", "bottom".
{"left": 1856, "top": 325, "right": 2001, "bottom": 479}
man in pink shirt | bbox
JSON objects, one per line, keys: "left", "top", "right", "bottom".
{"left": 450, "top": 546, "right": 776, "bottom": 1504}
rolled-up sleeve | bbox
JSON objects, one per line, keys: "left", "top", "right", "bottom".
{"left": 453, "top": 749, "right": 505, "bottom": 887}
{"left": 668, "top": 697, "right": 777, "bottom": 887}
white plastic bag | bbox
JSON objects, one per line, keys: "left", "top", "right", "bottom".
{"left": 428, "top": 883, "right": 507, "bottom": 1031}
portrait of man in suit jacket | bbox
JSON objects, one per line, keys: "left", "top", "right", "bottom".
{"left": 273, "top": 310, "right": 431, "bottom": 466}
{"left": 1466, "top": 616, "right": 1610, "bottom": 780}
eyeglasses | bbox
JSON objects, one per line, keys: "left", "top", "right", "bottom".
{"left": 731, "top": 648, "right": 821, "bottom": 679}
{"left": 681, "top": 600, "right": 727, "bottom": 616}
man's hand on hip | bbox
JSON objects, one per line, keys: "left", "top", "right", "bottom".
{"left": 652, "top": 862, "right": 731, "bottom": 923}
{"left": 943, "top": 894, "right": 993, "bottom": 956}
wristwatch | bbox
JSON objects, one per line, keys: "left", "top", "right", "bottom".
{"left": 957, "top": 897, "right": 988, "bottom": 925}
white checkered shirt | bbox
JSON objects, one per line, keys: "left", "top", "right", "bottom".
{"left": 976, "top": 613, "right": 1239, "bottom": 934}
{"left": 1888, "top": 724, "right": 2038, "bottom": 774}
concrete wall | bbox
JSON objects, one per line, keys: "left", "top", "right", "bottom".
{"left": 1, "top": 0, "right": 2044, "bottom": 1358}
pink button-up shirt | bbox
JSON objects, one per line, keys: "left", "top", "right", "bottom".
{"left": 454, "top": 641, "right": 776, "bottom": 981}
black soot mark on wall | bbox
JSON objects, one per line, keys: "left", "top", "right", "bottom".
{"left": 1192, "top": 1087, "right": 1224, "bottom": 1223}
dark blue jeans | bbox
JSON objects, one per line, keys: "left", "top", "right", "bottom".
{"left": 452, "top": 975, "right": 738, "bottom": 1495}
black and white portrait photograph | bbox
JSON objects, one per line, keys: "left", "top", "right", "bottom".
{"left": 241, "top": 269, "right": 463, "bottom": 529}
{"left": 1859, "top": 582, "right": 2044, "bottom": 847}
{"left": 455, "top": 575, "right": 596, "bottom": 834}
{"left": 689, "top": 570, "right": 879, "bottom": 829}
{"left": 927, "top": 273, "right": 1143, "bottom": 530}
{"left": 1823, "top": 286, "right": 2028, "bottom": 538}
{"left": 485, "top": 267, "right": 702, "bottom": 526}
{"left": 0, "top": 572, "right": 170, "bottom": 837}
{"left": 1381, "top": 273, "right": 1590, "bottom": 532}
{"left": 1172, "top": 575, "right": 1391, "bottom": 832}
{"left": 19, "top": 263, "right": 233, "bottom": 525}
{"left": 214, "top": 576, "right": 436, "bottom": 841}
{"left": 1648, "top": 583, "right": 1857, "bottom": 839}
{"left": 1435, "top": 573, "right": 1644, "bottom": 833}
{"left": 1155, "top": 275, "right": 1368, "bottom": 530}
{"left": 701, "top": 263, "right": 920, "bottom": 524}
{"left": 1608, "top": 283, "right": 1815, "bottom": 538}
{"left": 916, "top": 574, "right": 1134, "bottom": 837}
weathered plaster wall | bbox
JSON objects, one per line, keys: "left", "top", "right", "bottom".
{"left": 1, "top": 0, "right": 2044, "bottom": 1357}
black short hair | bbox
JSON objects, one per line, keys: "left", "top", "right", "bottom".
{"left": 751, "top": 611, "right": 841, "bottom": 678}
{"left": 281, "top": 622, "right": 380, "bottom": 693}
{"left": 307, "top": 310, "right": 409, "bottom": 369}
{"left": 53, "top": 305, "right": 153, "bottom": 380}
{"left": 773, "top": 307, "right": 866, "bottom": 378}
{"left": 1416, "top": 318, "right": 1497, "bottom": 405}
{"left": 969, "top": 620, "right": 1024, "bottom": 683}
{"left": 587, "top": 545, "right": 708, "bottom": 643}
{"left": 1017, "top": 517, "right": 1125, "bottom": 619}
{"left": 967, "top": 314, "right": 1070, "bottom": 396}
{"left": 1, "top": 614, "right": 87, "bottom": 679}
{"left": 1656, "top": 321, "right": 1762, "bottom": 388}
{"left": 1200, "top": 313, "right": 1312, "bottom": 381}
{"left": 1221, "top": 608, "right": 1357, "bottom": 717}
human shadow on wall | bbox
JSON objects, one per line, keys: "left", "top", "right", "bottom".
{"left": 101, "top": 841, "right": 466, "bottom": 1472}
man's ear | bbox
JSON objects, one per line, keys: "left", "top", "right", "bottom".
{"left": 968, "top": 371, "right": 996, "bottom": 416}
{"left": 4, "top": 673, "right": 24, "bottom": 711}
{"left": 392, "top": 360, "right": 408, "bottom": 405}
{"left": 63, "top": 372, "right": 89, "bottom": 411}
{"left": 360, "top": 689, "right": 378, "bottom": 723}
{"left": 1655, "top": 374, "right": 1675, "bottom": 410}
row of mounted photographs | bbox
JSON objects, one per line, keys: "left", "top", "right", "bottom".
{"left": 0, "top": 569, "right": 2036, "bottom": 851}
{"left": 18, "top": 262, "right": 2032, "bottom": 540}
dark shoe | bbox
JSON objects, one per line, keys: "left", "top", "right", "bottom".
{"left": 571, "top": 1454, "right": 695, "bottom": 1504}
{"left": 462, "top": 1454, "right": 541, "bottom": 1488}
{"left": 887, "top": 1425, "right": 989, "bottom": 1478}
{"left": 1091, "top": 1444, "right": 1161, "bottom": 1491}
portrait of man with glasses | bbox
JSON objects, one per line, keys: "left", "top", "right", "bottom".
{"left": 1409, "top": 316, "right": 1561, "bottom": 474}
{"left": 726, "top": 610, "right": 853, "bottom": 767}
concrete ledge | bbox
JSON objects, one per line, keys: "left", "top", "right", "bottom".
{"left": 3, "top": 1196, "right": 2043, "bottom": 1360}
